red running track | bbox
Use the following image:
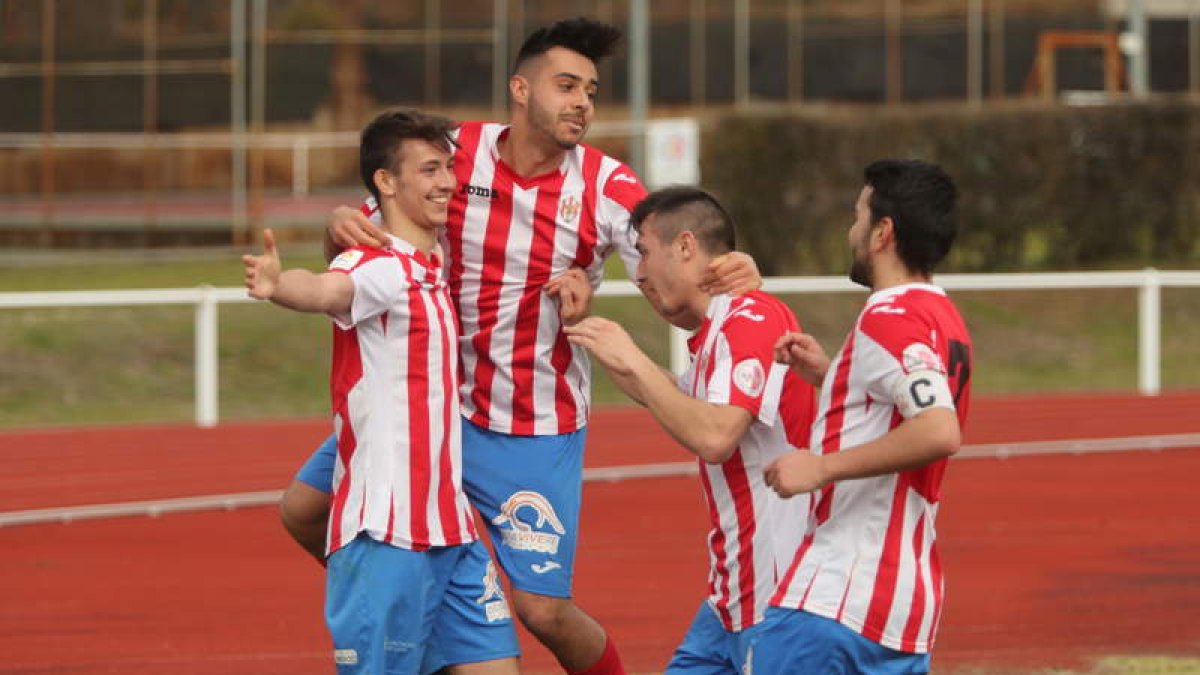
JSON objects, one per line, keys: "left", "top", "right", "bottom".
{"left": 1, "top": 391, "right": 1198, "bottom": 674}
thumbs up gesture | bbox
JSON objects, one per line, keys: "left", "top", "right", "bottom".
{"left": 242, "top": 228, "right": 283, "bottom": 300}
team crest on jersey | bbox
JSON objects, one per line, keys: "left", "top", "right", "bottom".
{"left": 476, "top": 560, "right": 512, "bottom": 622}
{"left": 329, "top": 249, "right": 364, "bottom": 271}
{"left": 559, "top": 195, "right": 582, "bottom": 223}
{"left": 492, "top": 490, "right": 567, "bottom": 554}
{"left": 732, "top": 358, "right": 766, "bottom": 398}
{"left": 901, "top": 342, "right": 945, "bottom": 375}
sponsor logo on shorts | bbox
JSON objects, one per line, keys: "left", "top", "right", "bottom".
{"left": 476, "top": 560, "right": 512, "bottom": 623}
{"left": 334, "top": 648, "right": 358, "bottom": 665}
{"left": 492, "top": 490, "right": 567, "bottom": 555}
{"left": 531, "top": 560, "right": 562, "bottom": 575}
{"left": 484, "top": 600, "right": 511, "bottom": 623}
{"left": 384, "top": 640, "right": 416, "bottom": 653}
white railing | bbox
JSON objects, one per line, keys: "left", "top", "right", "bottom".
{"left": 1, "top": 269, "right": 1197, "bottom": 427}
{"left": 0, "top": 122, "right": 646, "bottom": 199}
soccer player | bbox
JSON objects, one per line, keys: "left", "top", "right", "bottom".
{"left": 563, "top": 187, "right": 816, "bottom": 674}
{"left": 280, "top": 18, "right": 759, "bottom": 675}
{"left": 243, "top": 109, "right": 519, "bottom": 675}
{"left": 757, "top": 159, "right": 973, "bottom": 673}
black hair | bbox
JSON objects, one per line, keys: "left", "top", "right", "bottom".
{"left": 359, "top": 109, "right": 458, "bottom": 202}
{"left": 630, "top": 186, "right": 736, "bottom": 255}
{"left": 863, "top": 159, "right": 959, "bottom": 276}
{"left": 513, "top": 17, "right": 622, "bottom": 73}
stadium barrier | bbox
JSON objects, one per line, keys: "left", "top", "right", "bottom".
{"left": 1, "top": 269, "right": 1198, "bottom": 428}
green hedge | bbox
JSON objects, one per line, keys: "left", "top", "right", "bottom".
{"left": 702, "top": 100, "right": 1200, "bottom": 275}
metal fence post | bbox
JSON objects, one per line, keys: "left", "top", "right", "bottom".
{"left": 1138, "top": 267, "right": 1161, "bottom": 396}
{"left": 292, "top": 136, "right": 309, "bottom": 196}
{"left": 195, "top": 285, "right": 219, "bottom": 427}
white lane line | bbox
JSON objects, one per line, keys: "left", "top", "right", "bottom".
{"left": 2, "top": 433, "right": 1198, "bottom": 528}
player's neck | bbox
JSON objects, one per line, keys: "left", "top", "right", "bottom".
{"left": 673, "top": 287, "right": 710, "bottom": 332}
{"left": 687, "top": 296, "right": 710, "bottom": 331}
{"left": 380, "top": 201, "right": 437, "bottom": 254}
{"left": 500, "top": 124, "right": 566, "bottom": 177}
{"left": 870, "top": 254, "right": 930, "bottom": 292}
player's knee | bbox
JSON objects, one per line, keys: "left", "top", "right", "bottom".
{"left": 512, "top": 591, "right": 572, "bottom": 638}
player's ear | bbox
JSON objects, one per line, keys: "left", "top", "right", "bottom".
{"left": 373, "top": 168, "right": 396, "bottom": 198}
{"left": 872, "top": 217, "right": 895, "bottom": 252}
{"left": 509, "top": 74, "right": 529, "bottom": 107}
{"left": 676, "top": 230, "right": 698, "bottom": 260}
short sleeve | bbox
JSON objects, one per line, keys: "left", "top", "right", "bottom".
{"left": 598, "top": 163, "right": 647, "bottom": 281}
{"left": 704, "top": 297, "right": 793, "bottom": 425}
{"left": 858, "top": 306, "right": 954, "bottom": 417}
{"left": 327, "top": 247, "right": 406, "bottom": 329}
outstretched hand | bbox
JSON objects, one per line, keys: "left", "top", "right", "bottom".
{"left": 774, "top": 332, "right": 830, "bottom": 386}
{"left": 545, "top": 268, "right": 593, "bottom": 326}
{"left": 242, "top": 228, "right": 282, "bottom": 300}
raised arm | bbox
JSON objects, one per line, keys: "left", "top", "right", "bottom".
{"left": 244, "top": 228, "right": 354, "bottom": 315}
{"left": 565, "top": 317, "right": 753, "bottom": 464}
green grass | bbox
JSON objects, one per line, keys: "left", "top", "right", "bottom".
{"left": 940, "top": 655, "right": 1200, "bottom": 674}
{"left": 1, "top": 248, "right": 1197, "bottom": 428}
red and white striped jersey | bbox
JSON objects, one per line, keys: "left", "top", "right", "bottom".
{"left": 770, "top": 283, "right": 973, "bottom": 654}
{"left": 361, "top": 121, "right": 646, "bottom": 435}
{"left": 325, "top": 235, "right": 477, "bottom": 555}
{"left": 680, "top": 292, "right": 817, "bottom": 631}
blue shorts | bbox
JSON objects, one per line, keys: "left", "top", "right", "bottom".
{"left": 750, "top": 607, "right": 931, "bottom": 675}
{"left": 325, "top": 534, "right": 519, "bottom": 674}
{"left": 665, "top": 601, "right": 760, "bottom": 674}
{"left": 296, "top": 420, "right": 586, "bottom": 597}
{"left": 461, "top": 419, "right": 586, "bottom": 598}
{"left": 296, "top": 432, "right": 337, "bottom": 493}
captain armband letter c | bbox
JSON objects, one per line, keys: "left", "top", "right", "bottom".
{"left": 893, "top": 368, "right": 954, "bottom": 419}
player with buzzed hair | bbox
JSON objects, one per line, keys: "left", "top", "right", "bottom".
{"left": 565, "top": 187, "right": 817, "bottom": 674}
{"left": 279, "top": 18, "right": 761, "bottom": 675}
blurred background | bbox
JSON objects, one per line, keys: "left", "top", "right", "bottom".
{"left": 2, "top": 0, "right": 1198, "bottom": 252}
{"left": 4, "top": 7, "right": 1200, "bottom": 674}
{"left": 1, "top": 0, "right": 1199, "bottom": 428}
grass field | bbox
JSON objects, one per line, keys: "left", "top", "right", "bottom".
{"left": 1, "top": 247, "right": 1197, "bottom": 428}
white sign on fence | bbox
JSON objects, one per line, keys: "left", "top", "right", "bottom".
{"left": 645, "top": 118, "right": 700, "bottom": 189}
